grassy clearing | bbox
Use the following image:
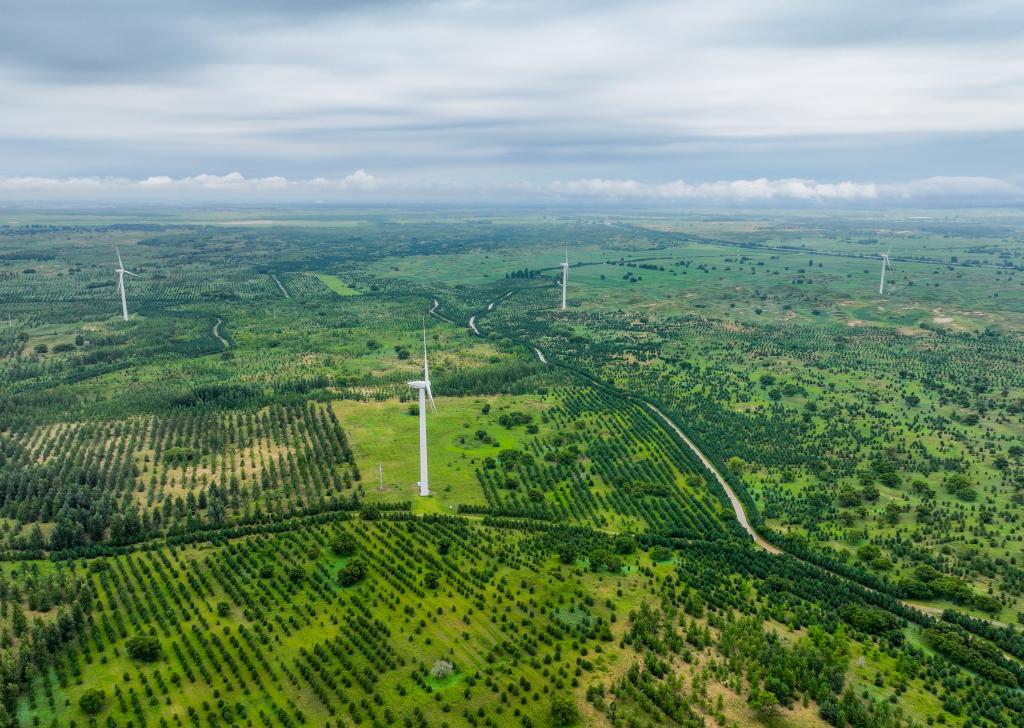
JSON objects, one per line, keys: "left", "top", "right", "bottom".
{"left": 333, "top": 394, "right": 549, "bottom": 514}
{"left": 314, "top": 272, "right": 361, "bottom": 296}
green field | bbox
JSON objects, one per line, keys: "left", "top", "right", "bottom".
{"left": 1, "top": 209, "right": 1023, "bottom": 728}
{"left": 315, "top": 273, "right": 362, "bottom": 296}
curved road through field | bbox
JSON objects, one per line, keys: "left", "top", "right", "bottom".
{"left": 472, "top": 290, "right": 1020, "bottom": 642}
{"left": 645, "top": 403, "right": 779, "bottom": 553}
{"left": 270, "top": 274, "right": 290, "bottom": 298}
{"left": 212, "top": 318, "right": 230, "bottom": 349}
{"left": 429, "top": 299, "right": 457, "bottom": 325}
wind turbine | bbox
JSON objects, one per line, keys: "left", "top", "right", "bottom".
{"left": 560, "top": 244, "right": 569, "bottom": 311}
{"left": 407, "top": 324, "right": 436, "bottom": 496}
{"left": 879, "top": 250, "right": 893, "bottom": 295}
{"left": 114, "top": 247, "right": 138, "bottom": 321}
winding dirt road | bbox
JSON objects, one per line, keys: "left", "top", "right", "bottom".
{"left": 645, "top": 403, "right": 781, "bottom": 553}
{"left": 469, "top": 287, "right": 1015, "bottom": 643}
{"left": 270, "top": 274, "right": 289, "bottom": 298}
{"left": 212, "top": 318, "right": 230, "bottom": 349}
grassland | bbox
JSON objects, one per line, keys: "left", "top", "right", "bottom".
{"left": 0, "top": 209, "right": 1023, "bottom": 728}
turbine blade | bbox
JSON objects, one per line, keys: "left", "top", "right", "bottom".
{"left": 422, "top": 327, "right": 429, "bottom": 382}
{"left": 123, "top": 270, "right": 138, "bottom": 277}
{"left": 426, "top": 382, "right": 437, "bottom": 414}
{"left": 116, "top": 247, "right": 123, "bottom": 269}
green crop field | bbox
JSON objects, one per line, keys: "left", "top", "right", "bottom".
{"left": 0, "top": 209, "right": 1023, "bottom": 728}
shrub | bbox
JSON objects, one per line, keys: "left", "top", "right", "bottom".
{"left": 331, "top": 533, "right": 358, "bottom": 556}
{"left": 79, "top": 688, "right": 106, "bottom": 715}
{"left": 550, "top": 694, "right": 579, "bottom": 726}
{"left": 650, "top": 546, "right": 673, "bottom": 563}
{"left": 339, "top": 558, "right": 367, "bottom": 586}
{"left": 125, "top": 635, "right": 161, "bottom": 662}
{"left": 430, "top": 660, "right": 455, "bottom": 679}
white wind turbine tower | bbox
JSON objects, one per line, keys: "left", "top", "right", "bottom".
{"left": 560, "top": 244, "right": 569, "bottom": 311}
{"left": 878, "top": 250, "right": 893, "bottom": 295}
{"left": 407, "top": 325, "right": 436, "bottom": 496}
{"left": 114, "top": 247, "right": 138, "bottom": 321}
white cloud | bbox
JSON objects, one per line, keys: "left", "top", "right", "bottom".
{"left": 0, "top": 171, "right": 1021, "bottom": 205}
{"left": 0, "top": 170, "right": 379, "bottom": 199}
{"left": 540, "top": 177, "right": 881, "bottom": 201}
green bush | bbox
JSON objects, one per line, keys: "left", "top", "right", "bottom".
{"left": 550, "top": 694, "right": 579, "bottom": 726}
{"left": 79, "top": 688, "right": 106, "bottom": 715}
{"left": 331, "top": 532, "right": 358, "bottom": 556}
{"left": 339, "top": 558, "right": 367, "bottom": 586}
{"left": 125, "top": 634, "right": 161, "bottom": 662}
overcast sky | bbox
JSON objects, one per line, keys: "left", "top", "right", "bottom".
{"left": 1, "top": 0, "right": 1023, "bottom": 204}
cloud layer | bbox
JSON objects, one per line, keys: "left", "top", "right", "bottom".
{"left": 2, "top": 171, "right": 1022, "bottom": 205}
{"left": 0, "top": 1, "right": 1022, "bottom": 197}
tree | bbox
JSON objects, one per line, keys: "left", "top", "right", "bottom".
{"left": 550, "top": 694, "right": 579, "bottom": 727}
{"left": 331, "top": 532, "right": 358, "bottom": 556}
{"left": 946, "top": 473, "right": 976, "bottom": 501}
{"left": 126, "top": 634, "right": 161, "bottom": 662}
{"left": 339, "top": 558, "right": 367, "bottom": 586}
{"left": 749, "top": 685, "right": 780, "bottom": 717}
{"left": 558, "top": 544, "right": 580, "bottom": 565}
{"left": 882, "top": 502, "right": 901, "bottom": 525}
{"left": 650, "top": 546, "right": 673, "bottom": 563}
{"left": 430, "top": 660, "right": 454, "bottom": 679}
{"left": 79, "top": 688, "right": 106, "bottom": 715}
{"left": 613, "top": 534, "right": 636, "bottom": 555}
{"left": 837, "top": 485, "right": 860, "bottom": 507}
{"left": 423, "top": 572, "right": 439, "bottom": 589}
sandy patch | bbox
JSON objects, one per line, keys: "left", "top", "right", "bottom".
{"left": 899, "top": 326, "right": 929, "bottom": 337}
{"left": 933, "top": 316, "right": 953, "bottom": 324}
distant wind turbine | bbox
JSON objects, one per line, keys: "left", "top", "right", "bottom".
{"left": 407, "top": 324, "right": 436, "bottom": 496}
{"left": 560, "top": 244, "right": 569, "bottom": 311}
{"left": 114, "top": 247, "right": 138, "bottom": 321}
{"left": 879, "top": 250, "right": 893, "bottom": 295}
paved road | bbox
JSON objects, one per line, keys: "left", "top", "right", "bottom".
{"left": 212, "top": 318, "right": 230, "bottom": 349}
